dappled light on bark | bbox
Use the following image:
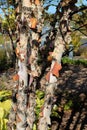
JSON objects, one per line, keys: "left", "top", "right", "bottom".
{"left": 6, "top": 0, "right": 87, "bottom": 130}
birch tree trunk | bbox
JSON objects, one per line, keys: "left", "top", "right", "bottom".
{"left": 8, "top": 0, "right": 28, "bottom": 129}
{"left": 8, "top": 0, "right": 43, "bottom": 130}
{"left": 25, "top": 1, "right": 44, "bottom": 129}
{"left": 38, "top": 1, "right": 74, "bottom": 129}
{"left": 38, "top": 33, "right": 65, "bottom": 130}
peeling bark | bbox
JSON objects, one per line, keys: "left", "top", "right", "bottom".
{"left": 38, "top": 1, "right": 74, "bottom": 129}
{"left": 26, "top": 1, "right": 44, "bottom": 129}
{"left": 8, "top": 0, "right": 43, "bottom": 130}
{"left": 38, "top": 34, "right": 65, "bottom": 130}
{"left": 8, "top": 0, "right": 79, "bottom": 130}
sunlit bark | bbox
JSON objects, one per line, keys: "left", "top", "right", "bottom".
{"left": 8, "top": 0, "right": 43, "bottom": 130}
{"left": 8, "top": 0, "right": 79, "bottom": 130}
{"left": 26, "top": 1, "right": 44, "bottom": 129}
{"left": 38, "top": 0, "right": 75, "bottom": 129}
{"left": 8, "top": 0, "right": 28, "bottom": 129}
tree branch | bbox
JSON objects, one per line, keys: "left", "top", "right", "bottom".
{"left": 78, "top": 29, "right": 87, "bottom": 37}
{"left": 70, "top": 6, "right": 87, "bottom": 18}
{"left": 72, "top": 23, "right": 87, "bottom": 31}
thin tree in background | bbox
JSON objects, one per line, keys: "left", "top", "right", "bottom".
{"left": 0, "top": 1, "right": 16, "bottom": 67}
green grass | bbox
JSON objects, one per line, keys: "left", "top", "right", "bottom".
{"left": 62, "top": 56, "right": 87, "bottom": 66}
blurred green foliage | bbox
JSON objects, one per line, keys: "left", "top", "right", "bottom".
{"left": 35, "top": 90, "right": 45, "bottom": 119}
{"left": 0, "top": 90, "right": 12, "bottom": 130}
{"left": 64, "top": 100, "right": 73, "bottom": 111}
{"left": 62, "top": 57, "right": 87, "bottom": 66}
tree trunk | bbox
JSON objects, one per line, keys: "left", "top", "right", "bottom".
{"left": 8, "top": 0, "right": 78, "bottom": 130}
{"left": 38, "top": 2, "right": 73, "bottom": 130}
{"left": 8, "top": 30, "right": 16, "bottom": 68}
{"left": 38, "top": 33, "right": 65, "bottom": 130}
{"left": 3, "top": 34, "right": 10, "bottom": 60}
{"left": 8, "top": 0, "right": 28, "bottom": 129}
{"left": 8, "top": 0, "right": 43, "bottom": 130}
{"left": 25, "top": 1, "right": 44, "bottom": 129}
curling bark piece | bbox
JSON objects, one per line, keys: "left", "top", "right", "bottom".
{"left": 39, "top": 37, "right": 65, "bottom": 130}
{"left": 51, "top": 62, "right": 62, "bottom": 77}
{"left": 13, "top": 74, "right": 19, "bottom": 81}
{"left": 30, "top": 17, "right": 37, "bottom": 29}
{"left": 45, "top": 61, "right": 62, "bottom": 82}
{"left": 46, "top": 40, "right": 65, "bottom": 82}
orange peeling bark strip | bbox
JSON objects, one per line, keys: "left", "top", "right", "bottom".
{"left": 39, "top": 112, "right": 43, "bottom": 117}
{"left": 15, "top": 47, "right": 20, "bottom": 56}
{"left": 13, "top": 74, "right": 19, "bottom": 81}
{"left": 45, "top": 62, "right": 62, "bottom": 81}
{"left": 45, "top": 72, "right": 50, "bottom": 81}
{"left": 30, "top": 18, "right": 37, "bottom": 29}
{"left": 47, "top": 55, "right": 52, "bottom": 61}
{"left": 35, "top": 0, "right": 40, "bottom": 5}
{"left": 51, "top": 62, "right": 62, "bottom": 77}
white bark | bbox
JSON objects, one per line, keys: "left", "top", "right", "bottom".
{"left": 23, "top": 0, "right": 31, "bottom": 7}
{"left": 38, "top": 2, "right": 73, "bottom": 128}
{"left": 16, "top": 39, "right": 28, "bottom": 130}
{"left": 38, "top": 33, "right": 65, "bottom": 129}
{"left": 26, "top": 1, "right": 44, "bottom": 129}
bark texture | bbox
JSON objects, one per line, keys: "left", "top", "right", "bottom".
{"left": 8, "top": 0, "right": 78, "bottom": 130}
{"left": 38, "top": 0, "right": 77, "bottom": 129}
{"left": 8, "top": 0, "right": 43, "bottom": 130}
